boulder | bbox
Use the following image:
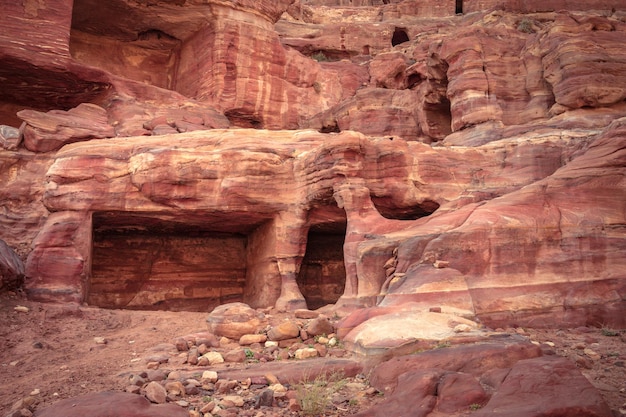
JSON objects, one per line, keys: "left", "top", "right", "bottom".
{"left": 306, "top": 317, "right": 334, "bottom": 337}
{"left": 206, "top": 303, "right": 268, "bottom": 340}
{"left": 0, "top": 125, "right": 22, "bottom": 150}
{"left": 267, "top": 321, "right": 301, "bottom": 341}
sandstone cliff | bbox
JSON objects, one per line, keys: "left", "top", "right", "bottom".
{"left": 0, "top": 0, "right": 624, "bottom": 329}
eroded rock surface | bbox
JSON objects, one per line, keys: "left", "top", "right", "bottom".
{"left": 0, "top": 7, "right": 624, "bottom": 417}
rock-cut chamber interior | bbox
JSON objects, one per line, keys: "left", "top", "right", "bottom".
{"left": 89, "top": 213, "right": 249, "bottom": 312}
{"left": 297, "top": 227, "right": 347, "bottom": 310}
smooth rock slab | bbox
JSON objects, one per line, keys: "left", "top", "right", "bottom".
{"left": 473, "top": 356, "right": 612, "bottom": 417}
{"left": 33, "top": 391, "right": 188, "bottom": 417}
{"left": 343, "top": 309, "right": 480, "bottom": 357}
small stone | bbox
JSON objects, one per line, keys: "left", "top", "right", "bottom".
{"left": 314, "top": 343, "right": 327, "bottom": 357}
{"left": 433, "top": 260, "right": 449, "bottom": 268}
{"left": 239, "top": 334, "right": 267, "bottom": 345}
{"left": 185, "top": 378, "right": 201, "bottom": 387}
{"left": 187, "top": 348, "right": 199, "bottom": 365}
{"left": 453, "top": 324, "right": 473, "bottom": 333}
{"left": 200, "top": 401, "right": 216, "bottom": 413}
{"left": 144, "top": 381, "right": 167, "bottom": 404}
{"left": 288, "top": 398, "right": 301, "bottom": 412}
{"left": 255, "top": 389, "right": 274, "bottom": 409}
{"left": 202, "top": 351, "right": 224, "bottom": 365}
{"left": 584, "top": 347, "right": 601, "bottom": 361}
{"left": 147, "top": 369, "right": 167, "bottom": 382}
{"left": 93, "top": 337, "right": 107, "bottom": 344}
{"left": 294, "top": 309, "right": 319, "bottom": 319}
{"left": 174, "top": 338, "right": 189, "bottom": 351}
{"left": 185, "top": 385, "right": 200, "bottom": 395}
{"left": 317, "top": 336, "right": 329, "bottom": 344}
{"left": 175, "top": 400, "right": 189, "bottom": 407}
{"left": 215, "top": 379, "right": 238, "bottom": 394}
{"left": 268, "top": 383, "right": 287, "bottom": 395}
{"left": 264, "top": 340, "right": 278, "bottom": 348}
{"left": 14, "top": 306, "right": 29, "bottom": 313}
{"left": 221, "top": 395, "right": 244, "bottom": 407}
{"left": 29, "top": 389, "right": 40, "bottom": 396}
{"left": 125, "top": 385, "right": 141, "bottom": 394}
{"left": 188, "top": 410, "right": 201, "bottom": 417}
{"left": 167, "top": 371, "right": 182, "bottom": 380}
{"left": 146, "top": 362, "right": 160, "bottom": 370}
{"left": 165, "top": 381, "right": 186, "bottom": 396}
{"left": 429, "top": 307, "right": 442, "bottom": 313}
{"left": 129, "top": 374, "right": 146, "bottom": 386}
{"left": 202, "top": 371, "right": 218, "bottom": 383}
{"left": 197, "top": 356, "right": 209, "bottom": 366}
{"left": 264, "top": 373, "right": 279, "bottom": 385}
{"left": 294, "top": 347, "right": 318, "bottom": 359}
{"left": 223, "top": 348, "right": 247, "bottom": 363}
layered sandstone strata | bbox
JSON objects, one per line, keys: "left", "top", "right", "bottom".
{"left": 0, "top": 0, "right": 624, "bottom": 328}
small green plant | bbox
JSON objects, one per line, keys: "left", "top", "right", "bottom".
{"left": 470, "top": 403, "right": 482, "bottom": 411}
{"left": 311, "top": 51, "right": 330, "bottom": 62}
{"left": 349, "top": 398, "right": 359, "bottom": 406}
{"left": 296, "top": 371, "right": 347, "bottom": 416}
{"left": 601, "top": 327, "right": 619, "bottom": 337}
{"left": 517, "top": 18, "right": 535, "bottom": 33}
{"left": 244, "top": 348, "right": 255, "bottom": 359}
{"left": 202, "top": 395, "right": 213, "bottom": 403}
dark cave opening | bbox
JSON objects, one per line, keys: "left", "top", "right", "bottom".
{"left": 424, "top": 96, "right": 453, "bottom": 140}
{"left": 391, "top": 28, "right": 410, "bottom": 46}
{"left": 297, "top": 230, "right": 347, "bottom": 310}
{"left": 373, "top": 199, "right": 441, "bottom": 220}
{"left": 456, "top": 0, "right": 463, "bottom": 14}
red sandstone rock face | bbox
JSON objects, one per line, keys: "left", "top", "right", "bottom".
{"left": 0, "top": 0, "right": 624, "bottom": 329}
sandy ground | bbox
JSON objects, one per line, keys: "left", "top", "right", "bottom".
{"left": 1, "top": 291, "right": 624, "bottom": 416}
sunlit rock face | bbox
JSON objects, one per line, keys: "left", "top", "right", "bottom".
{"left": 0, "top": 0, "right": 624, "bottom": 326}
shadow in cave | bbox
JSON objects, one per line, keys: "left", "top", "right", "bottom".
{"left": 297, "top": 227, "right": 347, "bottom": 310}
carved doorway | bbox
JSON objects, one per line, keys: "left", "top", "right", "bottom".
{"left": 297, "top": 230, "right": 346, "bottom": 310}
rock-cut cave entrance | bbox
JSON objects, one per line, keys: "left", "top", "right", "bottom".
{"left": 88, "top": 212, "right": 250, "bottom": 312}
{"left": 297, "top": 228, "right": 347, "bottom": 310}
